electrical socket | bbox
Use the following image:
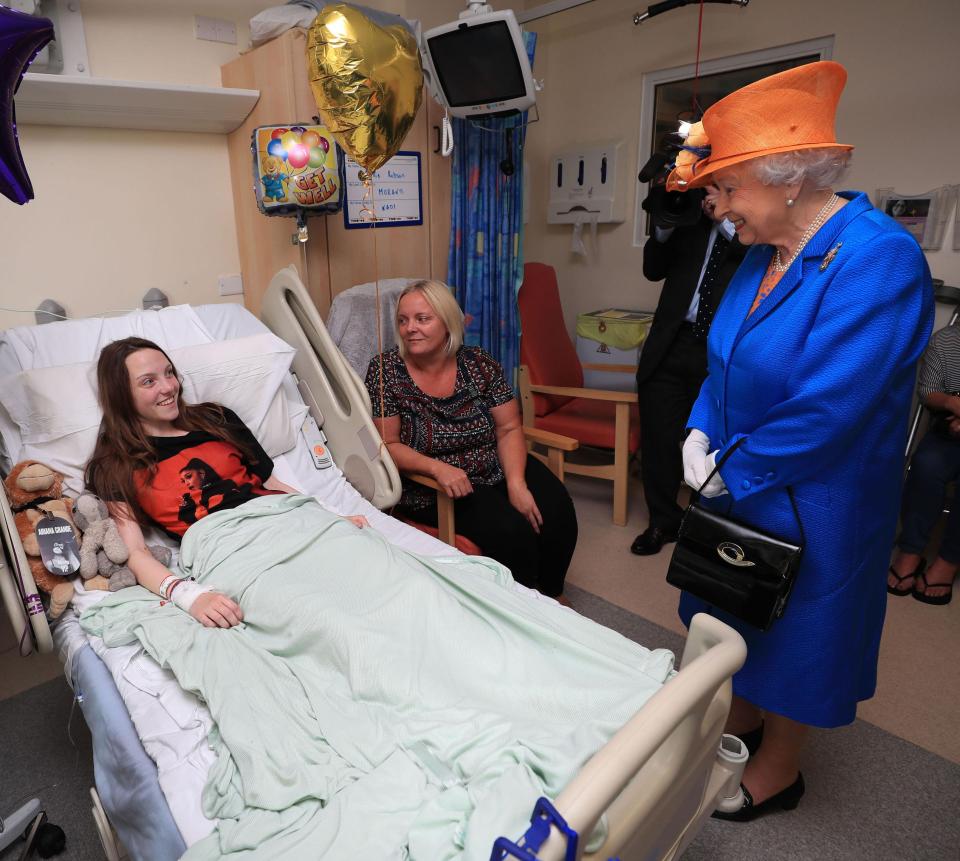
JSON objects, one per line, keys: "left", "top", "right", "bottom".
{"left": 218, "top": 275, "right": 243, "bottom": 296}
{"left": 194, "top": 15, "right": 237, "bottom": 45}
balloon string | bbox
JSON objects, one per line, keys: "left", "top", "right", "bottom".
{"left": 692, "top": 0, "right": 705, "bottom": 116}
{"left": 361, "top": 177, "right": 388, "bottom": 452}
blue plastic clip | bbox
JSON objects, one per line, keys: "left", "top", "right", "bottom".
{"left": 489, "top": 797, "right": 578, "bottom": 861}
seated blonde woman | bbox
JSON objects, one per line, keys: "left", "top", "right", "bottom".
{"left": 364, "top": 280, "right": 578, "bottom": 599}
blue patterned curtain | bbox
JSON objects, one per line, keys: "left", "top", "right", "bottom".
{"left": 447, "top": 32, "right": 536, "bottom": 385}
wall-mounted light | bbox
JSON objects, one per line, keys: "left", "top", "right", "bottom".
{"left": 142, "top": 288, "right": 169, "bottom": 310}
{"left": 35, "top": 299, "right": 65, "bottom": 325}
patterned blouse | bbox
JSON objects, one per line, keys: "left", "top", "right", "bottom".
{"left": 364, "top": 346, "right": 515, "bottom": 510}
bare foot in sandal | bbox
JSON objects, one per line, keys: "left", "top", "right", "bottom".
{"left": 913, "top": 557, "right": 958, "bottom": 605}
{"left": 887, "top": 552, "right": 925, "bottom": 596}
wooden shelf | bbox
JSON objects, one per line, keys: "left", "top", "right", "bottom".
{"left": 16, "top": 72, "right": 259, "bottom": 133}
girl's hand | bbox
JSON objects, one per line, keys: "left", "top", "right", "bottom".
{"left": 507, "top": 483, "right": 543, "bottom": 534}
{"left": 345, "top": 515, "right": 369, "bottom": 528}
{"left": 189, "top": 591, "right": 243, "bottom": 628}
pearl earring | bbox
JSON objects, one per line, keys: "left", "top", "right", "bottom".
{"left": 786, "top": 198, "right": 796, "bottom": 207}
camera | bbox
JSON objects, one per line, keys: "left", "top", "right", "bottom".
{"left": 638, "top": 132, "right": 705, "bottom": 229}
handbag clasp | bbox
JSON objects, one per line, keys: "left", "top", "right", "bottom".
{"left": 717, "top": 541, "right": 756, "bottom": 567}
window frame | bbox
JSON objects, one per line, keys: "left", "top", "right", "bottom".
{"left": 632, "top": 36, "right": 835, "bottom": 247}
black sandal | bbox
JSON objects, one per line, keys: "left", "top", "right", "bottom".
{"left": 913, "top": 569, "right": 954, "bottom": 606}
{"left": 887, "top": 557, "right": 926, "bottom": 597}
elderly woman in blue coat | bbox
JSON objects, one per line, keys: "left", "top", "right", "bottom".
{"left": 665, "top": 61, "right": 934, "bottom": 821}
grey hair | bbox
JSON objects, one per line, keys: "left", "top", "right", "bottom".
{"left": 751, "top": 147, "right": 852, "bottom": 189}
{"left": 395, "top": 279, "right": 465, "bottom": 359}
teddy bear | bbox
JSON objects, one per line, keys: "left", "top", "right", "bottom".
{"left": 3, "top": 460, "right": 81, "bottom": 620}
{"left": 93, "top": 543, "right": 171, "bottom": 592}
{"left": 71, "top": 492, "right": 135, "bottom": 591}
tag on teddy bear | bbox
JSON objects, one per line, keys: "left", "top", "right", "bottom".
{"left": 36, "top": 513, "right": 81, "bottom": 575}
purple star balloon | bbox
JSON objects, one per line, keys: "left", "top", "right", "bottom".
{"left": 0, "top": 4, "right": 53, "bottom": 204}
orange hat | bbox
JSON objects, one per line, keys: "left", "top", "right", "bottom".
{"left": 666, "top": 61, "right": 853, "bottom": 191}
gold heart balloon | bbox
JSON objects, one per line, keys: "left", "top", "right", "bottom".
{"left": 307, "top": 4, "right": 423, "bottom": 176}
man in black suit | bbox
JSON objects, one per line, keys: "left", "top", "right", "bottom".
{"left": 631, "top": 195, "right": 745, "bottom": 555}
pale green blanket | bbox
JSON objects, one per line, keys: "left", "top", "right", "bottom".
{"left": 81, "top": 495, "right": 673, "bottom": 860}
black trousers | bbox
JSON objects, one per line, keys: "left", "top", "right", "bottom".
{"left": 897, "top": 431, "right": 960, "bottom": 563}
{"left": 399, "top": 457, "right": 578, "bottom": 597}
{"left": 637, "top": 325, "right": 708, "bottom": 533}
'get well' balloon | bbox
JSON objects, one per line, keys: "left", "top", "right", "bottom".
{"left": 0, "top": 6, "right": 53, "bottom": 204}
{"left": 251, "top": 123, "right": 343, "bottom": 244}
{"left": 307, "top": 3, "right": 423, "bottom": 176}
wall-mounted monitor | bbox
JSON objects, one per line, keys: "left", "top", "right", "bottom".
{"left": 421, "top": 9, "right": 535, "bottom": 119}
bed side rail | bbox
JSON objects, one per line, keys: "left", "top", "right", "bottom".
{"left": 259, "top": 266, "right": 402, "bottom": 509}
{"left": 536, "top": 613, "right": 746, "bottom": 861}
{"left": 0, "top": 475, "right": 52, "bottom": 655}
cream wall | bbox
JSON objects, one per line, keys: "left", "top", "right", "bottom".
{"left": 0, "top": 0, "right": 463, "bottom": 332}
{"left": 0, "top": 0, "right": 281, "bottom": 332}
{"left": 520, "top": 0, "right": 960, "bottom": 335}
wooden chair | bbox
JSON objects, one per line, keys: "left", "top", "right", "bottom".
{"left": 517, "top": 262, "right": 640, "bottom": 527}
{"left": 399, "top": 426, "right": 578, "bottom": 552}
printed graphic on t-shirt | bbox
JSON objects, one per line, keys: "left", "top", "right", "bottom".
{"left": 136, "top": 439, "right": 279, "bottom": 538}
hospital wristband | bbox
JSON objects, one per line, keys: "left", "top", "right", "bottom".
{"left": 170, "top": 580, "right": 214, "bottom": 614}
{"left": 158, "top": 574, "right": 180, "bottom": 600}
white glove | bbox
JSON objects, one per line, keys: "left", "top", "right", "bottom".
{"left": 700, "top": 451, "right": 729, "bottom": 498}
{"left": 682, "top": 429, "right": 711, "bottom": 491}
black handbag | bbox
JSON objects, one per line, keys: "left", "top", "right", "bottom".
{"left": 666, "top": 439, "right": 804, "bottom": 631}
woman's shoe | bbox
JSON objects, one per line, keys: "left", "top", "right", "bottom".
{"left": 887, "top": 557, "right": 926, "bottom": 597}
{"left": 712, "top": 772, "right": 805, "bottom": 822}
{"left": 912, "top": 570, "right": 954, "bottom": 605}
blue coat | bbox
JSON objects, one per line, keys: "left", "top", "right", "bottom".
{"left": 679, "top": 192, "right": 934, "bottom": 727}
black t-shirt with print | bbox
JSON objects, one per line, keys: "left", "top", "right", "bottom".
{"left": 134, "top": 407, "right": 282, "bottom": 540}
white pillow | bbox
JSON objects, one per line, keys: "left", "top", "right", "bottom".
{"left": 173, "top": 333, "right": 296, "bottom": 458}
{"left": 0, "top": 333, "right": 298, "bottom": 495}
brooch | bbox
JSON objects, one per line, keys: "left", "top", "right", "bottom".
{"left": 820, "top": 242, "right": 842, "bottom": 272}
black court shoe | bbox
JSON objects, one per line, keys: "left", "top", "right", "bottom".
{"left": 630, "top": 526, "right": 677, "bottom": 556}
{"left": 712, "top": 772, "right": 805, "bottom": 822}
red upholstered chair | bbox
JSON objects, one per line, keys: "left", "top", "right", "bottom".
{"left": 518, "top": 262, "right": 640, "bottom": 526}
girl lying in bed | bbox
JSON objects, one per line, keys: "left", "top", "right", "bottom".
{"left": 78, "top": 340, "right": 676, "bottom": 860}
{"left": 84, "top": 336, "right": 367, "bottom": 628}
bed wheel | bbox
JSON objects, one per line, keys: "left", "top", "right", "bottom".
{"left": 89, "top": 788, "right": 129, "bottom": 861}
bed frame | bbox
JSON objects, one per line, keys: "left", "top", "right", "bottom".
{"left": 0, "top": 266, "right": 748, "bottom": 860}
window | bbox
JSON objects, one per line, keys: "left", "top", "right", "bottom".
{"left": 633, "top": 37, "right": 834, "bottom": 246}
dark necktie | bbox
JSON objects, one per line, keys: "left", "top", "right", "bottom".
{"left": 692, "top": 233, "right": 730, "bottom": 341}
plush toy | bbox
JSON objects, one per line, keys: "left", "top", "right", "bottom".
{"left": 93, "top": 543, "right": 171, "bottom": 592}
{"left": 2, "top": 460, "right": 80, "bottom": 619}
{"left": 71, "top": 492, "right": 131, "bottom": 587}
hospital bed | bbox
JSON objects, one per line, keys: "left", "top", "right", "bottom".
{"left": 0, "top": 266, "right": 747, "bottom": 861}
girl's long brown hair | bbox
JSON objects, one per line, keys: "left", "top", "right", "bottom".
{"left": 84, "top": 337, "right": 257, "bottom": 527}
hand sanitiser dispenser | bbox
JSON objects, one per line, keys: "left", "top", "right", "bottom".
{"left": 548, "top": 140, "right": 625, "bottom": 225}
{"left": 549, "top": 140, "right": 625, "bottom": 258}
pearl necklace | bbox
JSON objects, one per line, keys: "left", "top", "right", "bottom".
{"left": 772, "top": 194, "right": 840, "bottom": 273}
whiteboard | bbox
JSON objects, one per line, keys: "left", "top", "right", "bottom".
{"left": 343, "top": 151, "right": 423, "bottom": 229}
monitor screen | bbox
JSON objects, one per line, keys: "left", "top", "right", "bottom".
{"left": 428, "top": 21, "right": 527, "bottom": 108}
